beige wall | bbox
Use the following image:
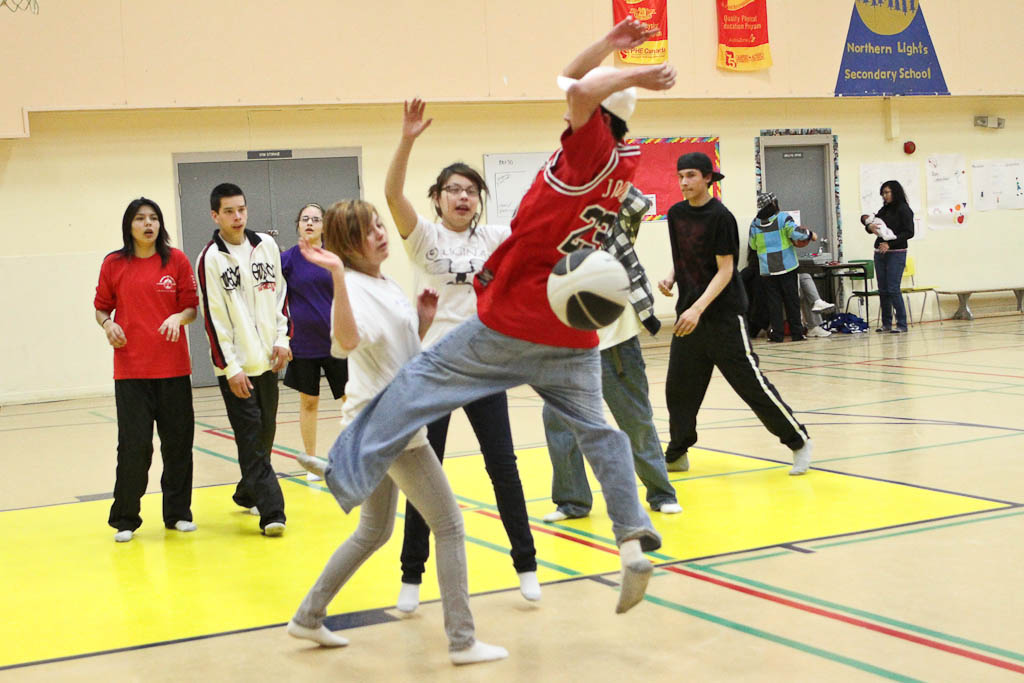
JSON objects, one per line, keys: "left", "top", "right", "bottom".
{"left": 2, "top": 93, "right": 1022, "bottom": 403}
{"left": 2, "top": 1, "right": 1024, "bottom": 137}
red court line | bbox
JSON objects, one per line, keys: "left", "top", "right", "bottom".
{"left": 861, "top": 363, "right": 1024, "bottom": 380}
{"left": 203, "top": 429, "right": 298, "bottom": 461}
{"left": 474, "top": 509, "right": 618, "bottom": 553}
{"left": 665, "top": 566, "right": 1024, "bottom": 674}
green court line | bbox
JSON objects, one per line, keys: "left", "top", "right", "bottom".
{"left": 88, "top": 410, "right": 117, "bottom": 424}
{"left": 810, "top": 508, "right": 1024, "bottom": 550}
{"left": 815, "top": 430, "right": 1024, "bottom": 464}
{"left": 686, "top": 561, "right": 1024, "bottom": 665}
{"left": 641, "top": 593, "right": 921, "bottom": 682}
{"left": 522, "top": 517, "right": 675, "bottom": 562}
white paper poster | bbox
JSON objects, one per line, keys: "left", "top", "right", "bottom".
{"left": 926, "top": 154, "right": 968, "bottom": 230}
{"left": 971, "top": 159, "right": 1024, "bottom": 211}
{"left": 859, "top": 163, "right": 922, "bottom": 216}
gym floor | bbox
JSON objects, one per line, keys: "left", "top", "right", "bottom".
{"left": 2, "top": 315, "right": 1023, "bottom": 681}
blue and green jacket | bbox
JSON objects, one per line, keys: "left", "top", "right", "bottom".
{"left": 748, "top": 211, "right": 810, "bottom": 276}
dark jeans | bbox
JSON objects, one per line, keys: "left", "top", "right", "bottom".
{"left": 108, "top": 376, "right": 194, "bottom": 532}
{"left": 874, "top": 250, "right": 908, "bottom": 330}
{"left": 400, "top": 390, "right": 536, "bottom": 584}
{"left": 217, "top": 370, "right": 286, "bottom": 528}
{"left": 762, "top": 271, "right": 804, "bottom": 341}
{"left": 665, "top": 314, "right": 809, "bottom": 463}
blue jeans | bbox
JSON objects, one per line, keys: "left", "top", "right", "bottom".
{"left": 324, "top": 316, "right": 661, "bottom": 551}
{"left": 542, "top": 336, "right": 677, "bottom": 517}
{"left": 874, "top": 250, "right": 908, "bottom": 330}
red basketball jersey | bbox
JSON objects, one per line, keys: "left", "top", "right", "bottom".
{"left": 475, "top": 109, "right": 640, "bottom": 348}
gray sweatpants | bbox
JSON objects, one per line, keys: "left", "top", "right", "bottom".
{"left": 799, "top": 273, "right": 824, "bottom": 328}
{"left": 292, "top": 444, "right": 474, "bottom": 651}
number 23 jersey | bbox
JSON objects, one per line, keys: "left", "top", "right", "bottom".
{"left": 474, "top": 109, "right": 639, "bottom": 348}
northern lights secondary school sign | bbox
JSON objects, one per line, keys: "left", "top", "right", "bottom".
{"left": 835, "top": 0, "right": 948, "bottom": 96}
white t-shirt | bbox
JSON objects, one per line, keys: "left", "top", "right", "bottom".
{"left": 331, "top": 270, "right": 428, "bottom": 449}
{"left": 402, "top": 215, "right": 510, "bottom": 348}
{"left": 597, "top": 307, "right": 641, "bottom": 351}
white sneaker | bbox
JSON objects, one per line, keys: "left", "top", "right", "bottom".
{"left": 657, "top": 502, "right": 683, "bottom": 514}
{"left": 790, "top": 439, "right": 813, "bottom": 476}
{"left": 811, "top": 299, "right": 835, "bottom": 313}
{"left": 174, "top": 520, "right": 197, "bottom": 532}
{"left": 806, "top": 325, "right": 831, "bottom": 338}
{"left": 114, "top": 530, "right": 133, "bottom": 543}
{"left": 518, "top": 571, "right": 542, "bottom": 601}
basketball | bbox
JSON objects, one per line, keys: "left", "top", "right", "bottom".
{"left": 547, "top": 248, "right": 630, "bottom": 330}
{"left": 792, "top": 237, "right": 811, "bottom": 248}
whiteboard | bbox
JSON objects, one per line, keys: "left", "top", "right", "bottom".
{"left": 859, "top": 162, "right": 922, "bottom": 215}
{"left": 483, "top": 152, "right": 551, "bottom": 225}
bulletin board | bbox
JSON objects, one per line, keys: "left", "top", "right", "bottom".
{"left": 625, "top": 136, "right": 721, "bottom": 221}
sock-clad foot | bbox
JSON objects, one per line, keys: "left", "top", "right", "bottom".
{"left": 666, "top": 453, "right": 689, "bottom": 472}
{"left": 174, "top": 520, "right": 197, "bottom": 532}
{"left": 263, "top": 522, "right": 286, "bottom": 537}
{"left": 396, "top": 582, "right": 420, "bottom": 613}
{"left": 114, "top": 530, "right": 133, "bottom": 543}
{"left": 518, "top": 571, "right": 541, "bottom": 601}
{"left": 247, "top": 506, "right": 260, "bottom": 516}
{"left": 297, "top": 452, "right": 327, "bottom": 478}
{"left": 790, "top": 439, "right": 813, "bottom": 476}
{"left": 305, "top": 471, "right": 322, "bottom": 482}
{"left": 450, "top": 641, "right": 509, "bottom": 666}
{"left": 616, "top": 539, "right": 653, "bottom": 614}
{"left": 286, "top": 619, "right": 349, "bottom": 647}
{"left": 657, "top": 502, "right": 683, "bottom": 514}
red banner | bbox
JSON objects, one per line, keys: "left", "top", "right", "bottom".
{"left": 625, "top": 137, "right": 721, "bottom": 221}
{"left": 613, "top": 0, "right": 668, "bottom": 65}
{"left": 716, "top": 0, "right": 772, "bottom": 71}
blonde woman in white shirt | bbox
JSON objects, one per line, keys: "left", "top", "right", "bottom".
{"left": 287, "top": 199, "right": 507, "bottom": 666}
{"left": 383, "top": 98, "right": 539, "bottom": 613}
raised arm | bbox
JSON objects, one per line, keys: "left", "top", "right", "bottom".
{"left": 562, "top": 19, "right": 676, "bottom": 131}
{"left": 384, "top": 98, "right": 433, "bottom": 238}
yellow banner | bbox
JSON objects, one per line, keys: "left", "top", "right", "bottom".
{"left": 614, "top": 0, "right": 668, "bottom": 65}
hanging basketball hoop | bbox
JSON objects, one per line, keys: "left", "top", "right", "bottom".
{"left": 1, "top": 0, "right": 39, "bottom": 13}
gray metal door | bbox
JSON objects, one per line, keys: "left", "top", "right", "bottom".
{"left": 762, "top": 145, "right": 831, "bottom": 260}
{"left": 175, "top": 152, "right": 361, "bottom": 387}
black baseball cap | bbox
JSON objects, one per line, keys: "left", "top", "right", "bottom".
{"left": 676, "top": 152, "right": 725, "bottom": 182}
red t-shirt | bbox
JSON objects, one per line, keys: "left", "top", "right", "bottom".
{"left": 94, "top": 249, "right": 199, "bottom": 379}
{"left": 475, "top": 109, "right": 640, "bottom": 348}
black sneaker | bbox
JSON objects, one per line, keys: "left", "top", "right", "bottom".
{"left": 875, "top": 327, "right": 891, "bottom": 333}
{"left": 890, "top": 328, "right": 903, "bottom": 334}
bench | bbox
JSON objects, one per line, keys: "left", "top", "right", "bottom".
{"left": 936, "top": 288, "right": 1024, "bottom": 320}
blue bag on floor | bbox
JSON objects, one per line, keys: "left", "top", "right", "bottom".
{"left": 822, "top": 312, "right": 868, "bottom": 334}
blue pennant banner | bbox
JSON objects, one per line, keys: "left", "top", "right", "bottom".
{"left": 835, "top": 1, "right": 948, "bottom": 97}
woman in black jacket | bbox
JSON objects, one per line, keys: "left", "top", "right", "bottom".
{"left": 868, "top": 180, "right": 914, "bottom": 333}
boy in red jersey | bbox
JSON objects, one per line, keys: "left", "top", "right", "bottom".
{"left": 302, "top": 19, "right": 676, "bottom": 614}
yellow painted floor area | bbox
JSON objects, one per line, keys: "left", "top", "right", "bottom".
{"left": 0, "top": 445, "right": 1005, "bottom": 669}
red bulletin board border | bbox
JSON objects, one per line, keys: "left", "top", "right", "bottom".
{"left": 624, "top": 137, "right": 721, "bottom": 221}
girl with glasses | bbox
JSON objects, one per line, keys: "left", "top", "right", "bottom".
{"left": 281, "top": 203, "right": 349, "bottom": 480}
{"left": 383, "top": 98, "right": 539, "bottom": 613}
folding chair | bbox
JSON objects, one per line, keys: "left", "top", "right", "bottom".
{"left": 840, "top": 259, "right": 878, "bottom": 323}
{"left": 900, "top": 256, "right": 941, "bottom": 324}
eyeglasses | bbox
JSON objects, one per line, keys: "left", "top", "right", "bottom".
{"left": 299, "top": 216, "right": 323, "bottom": 224}
{"left": 443, "top": 185, "right": 480, "bottom": 198}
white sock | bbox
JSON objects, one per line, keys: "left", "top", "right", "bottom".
{"left": 616, "top": 539, "right": 653, "bottom": 614}
{"left": 396, "top": 582, "right": 420, "bottom": 613}
{"left": 305, "top": 471, "right": 322, "bottom": 482}
{"left": 174, "top": 520, "right": 197, "bottom": 532}
{"left": 657, "top": 502, "right": 683, "bottom": 514}
{"left": 263, "top": 522, "right": 286, "bottom": 537}
{"left": 247, "top": 506, "right": 260, "bottom": 516}
{"left": 113, "top": 530, "right": 133, "bottom": 543}
{"left": 450, "top": 641, "right": 509, "bottom": 666}
{"left": 286, "top": 619, "right": 349, "bottom": 647}
{"left": 518, "top": 571, "right": 541, "bottom": 601}
{"left": 542, "top": 509, "right": 568, "bottom": 522}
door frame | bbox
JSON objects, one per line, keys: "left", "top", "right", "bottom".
{"left": 170, "top": 146, "right": 363, "bottom": 247}
{"left": 755, "top": 130, "right": 843, "bottom": 261}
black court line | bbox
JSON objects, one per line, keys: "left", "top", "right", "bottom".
{"left": 779, "top": 544, "right": 814, "bottom": 554}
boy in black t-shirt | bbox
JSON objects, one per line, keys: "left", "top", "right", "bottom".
{"left": 658, "top": 153, "right": 812, "bottom": 475}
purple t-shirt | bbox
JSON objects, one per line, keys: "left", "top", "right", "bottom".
{"left": 281, "top": 245, "right": 334, "bottom": 358}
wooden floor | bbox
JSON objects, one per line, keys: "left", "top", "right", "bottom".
{"left": 2, "top": 315, "right": 1024, "bottom": 682}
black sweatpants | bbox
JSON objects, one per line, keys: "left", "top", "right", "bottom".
{"left": 108, "top": 376, "right": 194, "bottom": 532}
{"left": 762, "top": 270, "right": 804, "bottom": 341}
{"left": 217, "top": 370, "right": 286, "bottom": 528}
{"left": 400, "top": 390, "right": 537, "bottom": 584}
{"left": 664, "top": 313, "right": 809, "bottom": 463}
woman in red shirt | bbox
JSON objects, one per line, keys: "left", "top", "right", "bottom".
{"left": 94, "top": 198, "right": 200, "bottom": 542}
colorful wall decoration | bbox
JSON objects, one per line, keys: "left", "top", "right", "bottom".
{"left": 835, "top": 0, "right": 948, "bottom": 96}
{"left": 613, "top": 0, "right": 668, "bottom": 65}
{"left": 625, "top": 136, "right": 720, "bottom": 221}
{"left": 716, "top": 0, "right": 772, "bottom": 72}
